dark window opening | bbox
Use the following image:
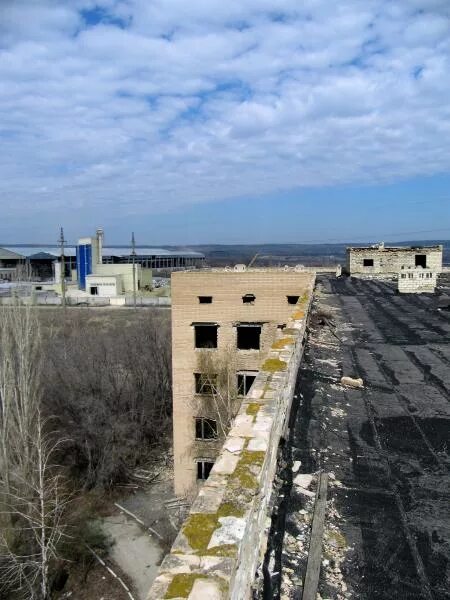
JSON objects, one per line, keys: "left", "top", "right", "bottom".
{"left": 287, "top": 295, "right": 300, "bottom": 304}
{"left": 195, "top": 418, "right": 218, "bottom": 440}
{"left": 237, "top": 324, "right": 261, "bottom": 350}
{"left": 242, "top": 293, "right": 256, "bottom": 304}
{"left": 195, "top": 324, "right": 218, "bottom": 348}
{"left": 237, "top": 372, "right": 257, "bottom": 396}
{"left": 197, "top": 460, "right": 214, "bottom": 480}
{"left": 415, "top": 254, "right": 427, "bottom": 268}
{"left": 198, "top": 296, "right": 213, "bottom": 304}
{"left": 194, "top": 373, "right": 217, "bottom": 394}
{"left": 363, "top": 258, "right": 374, "bottom": 267}
{"left": 278, "top": 323, "right": 286, "bottom": 330}
{"left": 90, "top": 286, "right": 98, "bottom": 295}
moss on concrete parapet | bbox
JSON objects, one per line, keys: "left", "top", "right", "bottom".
{"left": 180, "top": 501, "right": 244, "bottom": 557}
{"left": 165, "top": 573, "right": 203, "bottom": 598}
{"left": 164, "top": 573, "right": 228, "bottom": 599}
{"left": 182, "top": 513, "right": 218, "bottom": 553}
{"left": 261, "top": 358, "right": 287, "bottom": 372}
{"left": 229, "top": 450, "right": 265, "bottom": 490}
{"left": 271, "top": 336, "right": 294, "bottom": 350}
{"left": 246, "top": 402, "right": 260, "bottom": 416}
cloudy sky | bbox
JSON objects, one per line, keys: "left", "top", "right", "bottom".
{"left": 0, "top": 0, "right": 449, "bottom": 244}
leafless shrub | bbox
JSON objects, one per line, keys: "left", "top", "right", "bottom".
{"left": 41, "top": 310, "right": 172, "bottom": 489}
{"left": 194, "top": 346, "right": 240, "bottom": 438}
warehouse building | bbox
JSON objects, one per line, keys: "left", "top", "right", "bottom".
{"left": 0, "top": 239, "right": 205, "bottom": 282}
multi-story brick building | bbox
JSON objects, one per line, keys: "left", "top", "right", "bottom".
{"left": 171, "top": 267, "right": 314, "bottom": 496}
{"left": 346, "top": 243, "right": 443, "bottom": 277}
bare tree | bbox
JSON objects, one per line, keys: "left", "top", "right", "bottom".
{"left": 41, "top": 310, "right": 172, "bottom": 489}
{"left": 195, "top": 346, "right": 240, "bottom": 438}
{"left": 0, "top": 303, "right": 68, "bottom": 599}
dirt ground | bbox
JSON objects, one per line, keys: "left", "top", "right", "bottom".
{"left": 57, "top": 459, "right": 179, "bottom": 600}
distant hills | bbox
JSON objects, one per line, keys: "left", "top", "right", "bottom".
{"left": 184, "top": 240, "right": 450, "bottom": 267}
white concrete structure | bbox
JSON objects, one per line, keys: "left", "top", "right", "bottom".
{"left": 85, "top": 273, "right": 122, "bottom": 297}
{"left": 94, "top": 263, "right": 152, "bottom": 293}
{"left": 398, "top": 267, "right": 437, "bottom": 293}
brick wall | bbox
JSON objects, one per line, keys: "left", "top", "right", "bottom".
{"left": 346, "top": 245, "right": 443, "bottom": 277}
{"left": 148, "top": 274, "right": 315, "bottom": 600}
{"left": 171, "top": 269, "right": 314, "bottom": 497}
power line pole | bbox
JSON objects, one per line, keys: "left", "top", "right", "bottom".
{"left": 59, "top": 227, "right": 66, "bottom": 309}
{"left": 131, "top": 231, "right": 137, "bottom": 311}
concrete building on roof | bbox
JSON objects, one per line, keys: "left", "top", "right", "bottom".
{"left": 346, "top": 242, "right": 443, "bottom": 278}
{"left": 171, "top": 266, "right": 314, "bottom": 497}
{"left": 398, "top": 266, "right": 437, "bottom": 294}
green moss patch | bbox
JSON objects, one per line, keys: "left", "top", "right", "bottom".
{"left": 207, "top": 543, "right": 238, "bottom": 557}
{"left": 164, "top": 574, "right": 228, "bottom": 598}
{"left": 181, "top": 502, "right": 245, "bottom": 555}
{"left": 230, "top": 450, "right": 265, "bottom": 490}
{"left": 165, "top": 573, "right": 205, "bottom": 598}
{"left": 246, "top": 402, "right": 260, "bottom": 416}
{"left": 182, "top": 513, "right": 218, "bottom": 553}
{"left": 217, "top": 502, "right": 244, "bottom": 519}
{"left": 262, "top": 358, "right": 287, "bottom": 372}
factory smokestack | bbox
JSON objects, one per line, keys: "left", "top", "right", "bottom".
{"left": 96, "top": 228, "right": 104, "bottom": 264}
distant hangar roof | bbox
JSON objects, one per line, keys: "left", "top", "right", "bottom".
{"left": 0, "top": 247, "right": 24, "bottom": 260}
{"left": 0, "top": 246, "right": 77, "bottom": 259}
{"left": 103, "top": 247, "right": 205, "bottom": 258}
{"left": 0, "top": 245, "right": 204, "bottom": 260}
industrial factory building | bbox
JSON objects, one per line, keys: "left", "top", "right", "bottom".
{"left": 0, "top": 237, "right": 205, "bottom": 282}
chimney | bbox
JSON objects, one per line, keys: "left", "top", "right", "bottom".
{"left": 96, "top": 228, "right": 104, "bottom": 264}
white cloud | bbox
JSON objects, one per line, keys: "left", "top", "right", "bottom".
{"left": 0, "top": 0, "right": 449, "bottom": 225}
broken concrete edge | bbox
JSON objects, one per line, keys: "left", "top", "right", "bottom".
{"left": 147, "top": 276, "right": 316, "bottom": 600}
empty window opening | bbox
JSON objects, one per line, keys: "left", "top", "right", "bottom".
{"left": 242, "top": 294, "right": 256, "bottom": 304}
{"left": 198, "top": 296, "right": 212, "bottom": 304}
{"left": 194, "top": 324, "right": 218, "bottom": 348}
{"left": 278, "top": 323, "right": 286, "bottom": 330}
{"left": 363, "top": 258, "right": 374, "bottom": 267}
{"left": 237, "top": 371, "right": 257, "bottom": 396}
{"left": 194, "top": 373, "right": 217, "bottom": 395}
{"left": 408, "top": 273, "right": 414, "bottom": 279}
{"left": 90, "top": 286, "right": 98, "bottom": 295}
{"left": 415, "top": 254, "right": 427, "bottom": 268}
{"left": 197, "top": 460, "right": 214, "bottom": 480}
{"left": 401, "top": 274, "right": 406, "bottom": 279}
{"left": 287, "top": 295, "right": 300, "bottom": 305}
{"left": 195, "top": 418, "right": 218, "bottom": 440}
{"left": 237, "top": 324, "right": 261, "bottom": 350}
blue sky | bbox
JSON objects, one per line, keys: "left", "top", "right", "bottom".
{"left": 0, "top": 0, "right": 449, "bottom": 245}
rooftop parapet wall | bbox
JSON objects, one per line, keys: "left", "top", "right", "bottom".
{"left": 148, "top": 276, "right": 315, "bottom": 600}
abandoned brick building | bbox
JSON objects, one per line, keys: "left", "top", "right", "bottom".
{"left": 171, "top": 267, "right": 313, "bottom": 496}
{"left": 346, "top": 242, "right": 443, "bottom": 277}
